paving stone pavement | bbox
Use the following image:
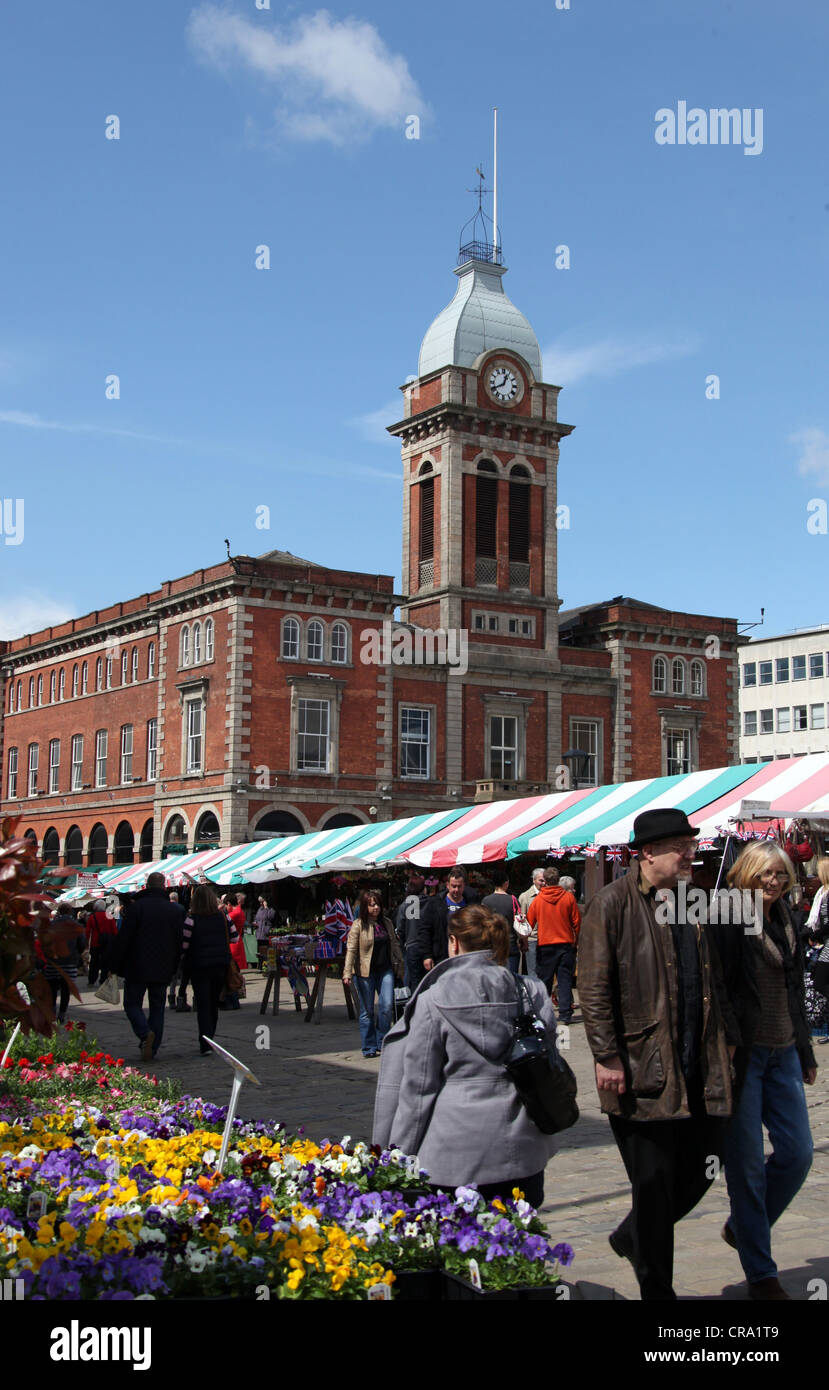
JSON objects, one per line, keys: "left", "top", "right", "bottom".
{"left": 68, "top": 970, "right": 829, "bottom": 1303}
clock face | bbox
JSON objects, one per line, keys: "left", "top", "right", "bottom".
{"left": 488, "top": 364, "right": 519, "bottom": 403}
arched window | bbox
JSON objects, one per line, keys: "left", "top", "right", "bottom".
{"left": 58, "top": 668, "right": 65, "bottom": 701}
{"left": 671, "top": 658, "right": 686, "bottom": 695}
{"left": 331, "top": 622, "right": 348, "bottom": 664}
{"left": 653, "top": 656, "right": 667, "bottom": 694}
{"left": 148, "top": 642, "right": 156, "bottom": 678}
{"left": 164, "top": 814, "right": 187, "bottom": 853}
{"left": 195, "top": 810, "right": 220, "bottom": 847}
{"left": 121, "top": 650, "right": 128, "bottom": 684}
{"left": 113, "top": 820, "right": 135, "bottom": 865}
{"left": 28, "top": 677, "right": 35, "bottom": 706}
{"left": 192, "top": 622, "right": 202, "bottom": 665}
{"left": 475, "top": 460, "right": 499, "bottom": 585}
{"left": 180, "top": 626, "right": 190, "bottom": 667}
{"left": 205, "top": 619, "right": 214, "bottom": 662}
{"left": 307, "top": 620, "right": 324, "bottom": 662}
{"left": 49, "top": 671, "right": 56, "bottom": 703}
{"left": 253, "top": 810, "right": 304, "bottom": 837}
{"left": 64, "top": 825, "right": 83, "bottom": 867}
{"left": 282, "top": 617, "right": 300, "bottom": 660}
{"left": 131, "top": 647, "right": 138, "bottom": 682}
{"left": 36, "top": 675, "right": 43, "bottom": 706}
{"left": 81, "top": 661, "right": 88, "bottom": 694}
{"left": 690, "top": 659, "right": 705, "bottom": 697}
{"left": 95, "top": 658, "right": 103, "bottom": 691}
{"left": 16, "top": 680, "right": 22, "bottom": 710}
{"left": 87, "top": 823, "right": 108, "bottom": 867}
{"left": 105, "top": 655, "right": 113, "bottom": 689}
{"left": 72, "top": 665, "right": 79, "bottom": 698}
{"left": 8, "top": 683, "right": 14, "bottom": 714}
{"left": 139, "top": 819, "right": 154, "bottom": 862}
{"left": 42, "top": 827, "right": 60, "bottom": 866}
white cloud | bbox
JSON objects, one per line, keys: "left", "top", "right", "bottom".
{"left": 792, "top": 427, "right": 829, "bottom": 484}
{"left": 0, "top": 594, "right": 76, "bottom": 641}
{"left": 0, "top": 410, "right": 236, "bottom": 453}
{"left": 351, "top": 400, "right": 401, "bottom": 444}
{"left": 542, "top": 334, "right": 699, "bottom": 387}
{"left": 186, "top": 5, "right": 424, "bottom": 146}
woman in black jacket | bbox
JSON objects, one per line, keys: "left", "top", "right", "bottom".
{"left": 710, "top": 842, "right": 817, "bottom": 1302}
{"left": 182, "top": 884, "right": 231, "bottom": 1055}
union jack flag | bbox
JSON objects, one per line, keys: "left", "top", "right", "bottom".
{"left": 697, "top": 838, "right": 717, "bottom": 851}
{"left": 605, "top": 846, "right": 625, "bottom": 862}
{"left": 584, "top": 846, "right": 600, "bottom": 858}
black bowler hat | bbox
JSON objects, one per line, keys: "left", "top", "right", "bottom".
{"left": 628, "top": 808, "right": 699, "bottom": 850}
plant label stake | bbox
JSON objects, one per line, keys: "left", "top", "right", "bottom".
{"left": 201, "top": 1036, "right": 261, "bottom": 1173}
{"left": 1, "top": 1022, "right": 20, "bottom": 1070}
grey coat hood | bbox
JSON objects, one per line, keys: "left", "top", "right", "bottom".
{"left": 372, "top": 953, "right": 562, "bottom": 1186}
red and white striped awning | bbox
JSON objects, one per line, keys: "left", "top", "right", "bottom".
{"left": 406, "top": 788, "right": 597, "bottom": 868}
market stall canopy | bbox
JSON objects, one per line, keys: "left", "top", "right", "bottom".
{"left": 407, "top": 790, "right": 598, "bottom": 868}
{"left": 507, "top": 765, "right": 759, "bottom": 854}
{"left": 93, "top": 849, "right": 237, "bottom": 893}
{"left": 202, "top": 836, "right": 307, "bottom": 885}
{"left": 691, "top": 752, "right": 829, "bottom": 838}
{"left": 289, "top": 808, "right": 469, "bottom": 875}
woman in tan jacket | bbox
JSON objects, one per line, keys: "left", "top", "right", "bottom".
{"left": 343, "top": 890, "right": 404, "bottom": 1057}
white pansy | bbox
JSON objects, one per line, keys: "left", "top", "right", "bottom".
{"left": 138, "top": 1226, "right": 166, "bottom": 1243}
{"left": 186, "top": 1248, "right": 207, "bottom": 1273}
{"left": 203, "top": 1149, "right": 216, "bottom": 1165}
{"left": 16, "top": 1145, "right": 43, "bottom": 1162}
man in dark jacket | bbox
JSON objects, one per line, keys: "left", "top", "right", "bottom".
{"left": 111, "top": 872, "right": 184, "bottom": 1061}
{"left": 394, "top": 874, "right": 429, "bottom": 991}
{"left": 579, "top": 808, "right": 738, "bottom": 1302}
{"left": 415, "top": 868, "right": 478, "bottom": 972}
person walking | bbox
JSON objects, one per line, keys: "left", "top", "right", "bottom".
{"left": 578, "top": 808, "right": 738, "bottom": 1301}
{"left": 181, "top": 884, "right": 232, "bottom": 1055}
{"left": 710, "top": 841, "right": 817, "bottom": 1301}
{"left": 481, "top": 870, "right": 522, "bottom": 976}
{"left": 85, "top": 898, "right": 118, "bottom": 988}
{"left": 109, "top": 872, "right": 184, "bottom": 1062}
{"left": 254, "top": 895, "right": 275, "bottom": 967}
{"left": 373, "top": 905, "right": 560, "bottom": 1207}
{"left": 518, "top": 868, "right": 545, "bottom": 977}
{"left": 43, "top": 903, "right": 87, "bottom": 1024}
{"left": 343, "top": 889, "right": 405, "bottom": 1057}
{"left": 394, "top": 874, "right": 429, "bottom": 991}
{"left": 527, "top": 867, "right": 581, "bottom": 1023}
{"left": 415, "top": 867, "right": 477, "bottom": 974}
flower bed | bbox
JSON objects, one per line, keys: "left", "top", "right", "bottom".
{"left": 0, "top": 1033, "right": 574, "bottom": 1299}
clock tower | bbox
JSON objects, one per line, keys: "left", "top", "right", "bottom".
{"left": 387, "top": 213, "right": 576, "bottom": 794}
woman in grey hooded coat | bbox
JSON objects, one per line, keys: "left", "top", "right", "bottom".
{"left": 372, "top": 904, "right": 560, "bottom": 1207}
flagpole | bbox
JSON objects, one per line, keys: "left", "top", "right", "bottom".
{"left": 493, "top": 106, "right": 498, "bottom": 259}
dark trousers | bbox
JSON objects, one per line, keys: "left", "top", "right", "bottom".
{"left": 48, "top": 976, "right": 70, "bottom": 1020}
{"left": 192, "top": 968, "right": 226, "bottom": 1052}
{"left": 609, "top": 1104, "right": 726, "bottom": 1300}
{"left": 123, "top": 980, "right": 166, "bottom": 1054}
{"left": 87, "top": 939, "right": 112, "bottom": 989}
{"left": 405, "top": 947, "right": 425, "bottom": 993}
{"left": 536, "top": 944, "right": 575, "bottom": 1018}
{"left": 430, "top": 1171, "right": 544, "bottom": 1209}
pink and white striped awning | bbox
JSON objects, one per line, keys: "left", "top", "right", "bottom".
{"left": 692, "top": 753, "right": 829, "bottom": 837}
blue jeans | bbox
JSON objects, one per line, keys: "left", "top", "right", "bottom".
{"left": 123, "top": 980, "right": 166, "bottom": 1055}
{"left": 724, "top": 1044, "right": 813, "bottom": 1283}
{"left": 354, "top": 970, "right": 394, "bottom": 1054}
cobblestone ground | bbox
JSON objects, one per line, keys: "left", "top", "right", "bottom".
{"left": 68, "top": 970, "right": 829, "bottom": 1303}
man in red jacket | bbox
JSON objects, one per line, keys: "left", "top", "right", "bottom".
{"left": 527, "top": 866, "right": 581, "bottom": 1023}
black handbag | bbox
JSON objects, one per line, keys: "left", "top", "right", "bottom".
{"left": 504, "top": 975, "right": 579, "bottom": 1135}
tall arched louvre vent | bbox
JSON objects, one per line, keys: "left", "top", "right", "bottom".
{"left": 475, "top": 463, "right": 498, "bottom": 585}
{"left": 418, "top": 477, "right": 434, "bottom": 588}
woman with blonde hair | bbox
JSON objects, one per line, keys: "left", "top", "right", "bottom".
{"left": 805, "top": 856, "right": 829, "bottom": 937}
{"left": 373, "top": 904, "right": 561, "bottom": 1206}
{"left": 709, "top": 840, "right": 817, "bottom": 1301}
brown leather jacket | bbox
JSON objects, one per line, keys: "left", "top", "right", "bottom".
{"left": 344, "top": 915, "right": 405, "bottom": 981}
{"left": 578, "top": 865, "right": 737, "bottom": 1121}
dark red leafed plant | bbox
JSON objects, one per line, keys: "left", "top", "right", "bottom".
{"left": 0, "top": 815, "right": 80, "bottom": 1036}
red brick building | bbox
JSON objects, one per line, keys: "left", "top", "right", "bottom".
{"left": 0, "top": 238, "right": 741, "bottom": 868}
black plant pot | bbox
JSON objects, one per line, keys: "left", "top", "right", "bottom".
{"left": 392, "top": 1267, "right": 443, "bottom": 1301}
{"left": 442, "top": 1271, "right": 561, "bottom": 1301}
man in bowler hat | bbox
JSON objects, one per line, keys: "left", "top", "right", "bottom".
{"left": 578, "top": 808, "right": 739, "bottom": 1300}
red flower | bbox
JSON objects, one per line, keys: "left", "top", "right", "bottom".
{"left": 64, "top": 1021, "right": 74, "bottom": 1031}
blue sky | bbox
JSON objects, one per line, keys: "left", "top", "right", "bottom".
{"left": 1, "top": 0, "right": 827, "bottom": 641}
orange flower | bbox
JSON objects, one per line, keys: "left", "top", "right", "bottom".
{"left": 314, "top": 1176, "right": 326, "bottom": 1196}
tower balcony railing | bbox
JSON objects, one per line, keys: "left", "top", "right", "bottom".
{"left": 458, "top": 240, "right": 502, "bottom": 266}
